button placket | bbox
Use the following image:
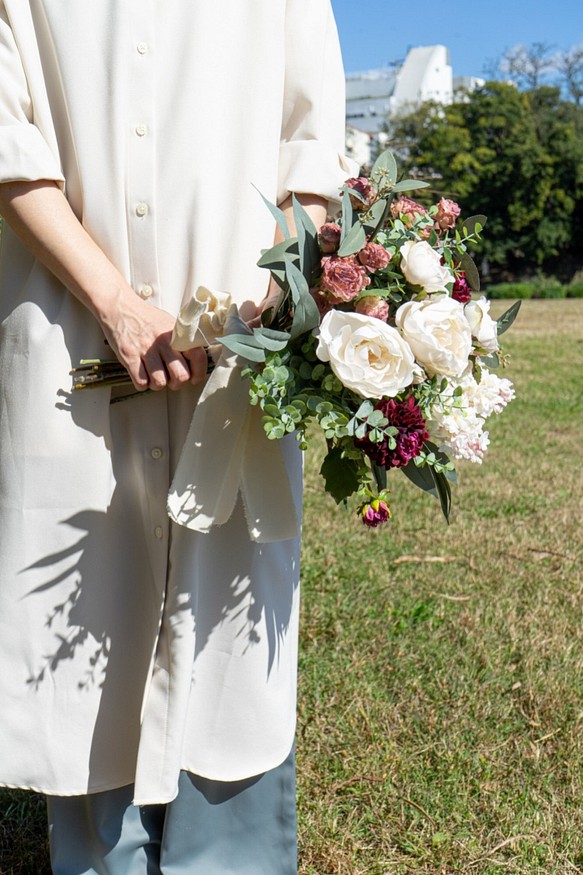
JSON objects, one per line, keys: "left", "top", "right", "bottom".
{"left": 126, "top": 1, "right": 170, "bottom": 587}
{"left": 127, "top": 0, "right": 160, "bottom": 307}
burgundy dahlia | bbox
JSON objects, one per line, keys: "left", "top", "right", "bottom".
{"left": 452, "top": 272, "right": 472, "bottom": 303}
{"left": 355, "top": 397, "right": 429, "bottom": 469}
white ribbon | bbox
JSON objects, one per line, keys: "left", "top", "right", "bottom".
{"left": 167, "top": 292, "right": 300, "bottom": 543}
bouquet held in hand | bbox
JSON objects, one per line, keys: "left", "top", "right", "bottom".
{"left": 220, "top": 151, "right": 519, "bottom": 527}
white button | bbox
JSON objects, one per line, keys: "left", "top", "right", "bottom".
{"left": 151, "top": 447, "right": 163, "bottom": 460}
{"left": 135, "top": 124, "right": 147, "bottom": 137}
{"left": 154, "top": 526, "right": 164, "bottom": 539}
{"left": 139, "top": 284, "right": 153, "bottom": 299}
{"left": 135, "top": 202, "right": 148, "bottom": 217}
{"left": 137, "top": 42, "right": 148, "bottom": 54}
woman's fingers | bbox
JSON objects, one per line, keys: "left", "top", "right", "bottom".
{"left": 182, "top": 347, "right": 208, "bottom": 385}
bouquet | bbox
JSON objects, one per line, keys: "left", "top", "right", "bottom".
{"left": 73, "top": 150, "right": 519, "bottom": 528}
{"left": 216, "top": 151, "right": 519, "bottom": 526}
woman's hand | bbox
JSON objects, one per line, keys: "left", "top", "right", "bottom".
{"left": 98, "top": 293, "right": 207, "bottom": 391}
{"left": 0, "top": 180, "right": 207, "bottom": 392}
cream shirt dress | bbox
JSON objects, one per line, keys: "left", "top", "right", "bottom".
{"left": 0, "top": 0, "right": 357, "bottom": 804}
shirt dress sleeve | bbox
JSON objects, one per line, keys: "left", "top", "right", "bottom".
{"left": 0, "top": 2, "right": 64, "bottom": 186}
{"left": 277, "top": 0, "right": 358, "bottom": 206}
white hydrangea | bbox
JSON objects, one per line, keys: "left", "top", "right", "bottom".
{"left": 428, "top": 367, "right": 514, "bottom": 464}
{"left": 428, "top": 404, "right": 490, "bottom": 464}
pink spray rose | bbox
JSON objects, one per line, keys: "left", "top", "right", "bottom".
{"left": 320, "top": 255, "right": 371, "bottom": 303}
{"left": 354, "top": 295, "right": 389, "bottom": 322}
{"left": 390, "top": 196, "right": 429, "bottom": 228}
{"left": 359, "top": 498, "right": 391, "bottom": 528}
{"left": 318, "top": 223, "right": 342, "bottom": 254}
{"left": 434, "top": 197, "right": 461, "bottom": 232}
{"left": 358, "top": 242, "right": 391, "bottom": 273}
{"left": 345, "top": 177, "right": 377, "bottom": 210}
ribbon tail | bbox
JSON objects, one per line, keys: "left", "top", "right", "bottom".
{"left": 239, "top": 405, "right": 300, "bottom": 543}
{"left": 167, "top": 358, "right": 249, "bottom": 532}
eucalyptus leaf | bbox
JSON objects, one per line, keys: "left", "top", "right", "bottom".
{"left": 341, "top": 189, "right": 355, "bottom": 241}
{"left": 458, "top": 251, "right": 481, "bottom": 292}
{"left": 496, "top": 300, "right": 521, "bottom": 336}
{"left": 292, "top": 195, "right": 320, "bottom": 279}
{"left": 257, "top": 237, "right": 299, "bottom": 269}
{"left": 320, "top": 448, "right": 360, "bottom": 504}
{"left": 252, "top": 327, "right": 290, "bottom": 351}
{"left": 337, "top": 221, "right": 367, "bottom": 257}
{"left": 361, "top": 198, "right": 389, "bottom": 236}
{"left": 480, "top": 351, "right": 500, "bottom": 368}
{"left": 425, "top": 441, "right": 457, "bottom": 484}
{"left": 254, "top": 187, "right": 290, "bottom": 240}
{"left": 219, "top": 333, "right": 267, "bottom": 362}
{"left": 285, "top": 260, "right": 320, "bottom": 338}
{"left": 371, "top": 149, "right": 398, "bottom": 185}
{"left": 461, "top": 214, "right": 488, "bottom": 236}
{"left": 392, "top": 178, "right": 430, "bottom": 192}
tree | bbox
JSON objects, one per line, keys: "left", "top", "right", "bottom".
{"left": 555, "top": 46, "right": 583, "bottom": 105}
{"left": 499, "top": 42, "right": 556, "bottom": 90}
{"left": 388, "top": 82, "right": 583, "bottom": 278}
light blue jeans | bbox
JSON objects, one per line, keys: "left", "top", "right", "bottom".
{"left": 47, "top": 748, "right": 297, "bottom": 875}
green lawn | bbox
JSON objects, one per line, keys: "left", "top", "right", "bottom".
{"left": 1, "top": 300, "right": 582, "bottom": 874}
{"left": 297, "top": 299, "right": 583, "bottom": 874}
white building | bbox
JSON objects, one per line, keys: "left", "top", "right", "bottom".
{"left": 345, "top": 45, "right": 484, "bottom": 166}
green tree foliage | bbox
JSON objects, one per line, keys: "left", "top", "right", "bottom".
{"left": 390, "top": 82, "right": 583, "bottom": 277}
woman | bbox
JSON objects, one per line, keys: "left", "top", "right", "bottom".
{"left": 0, "top": 0, "right": 356, "bottom": 872}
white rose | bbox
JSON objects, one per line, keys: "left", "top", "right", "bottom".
{"left": 464, "top": 297, "right": 498, "bottom": 354}
{"left": 395, "top": 295, "right": 472, "bottom": 377}
{"left": 399, "top": 240, "right": 453, "bottom": 293}
{"left": 315, "top": 310, "right": 419, "bottom": 399}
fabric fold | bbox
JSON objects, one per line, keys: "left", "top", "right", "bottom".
{"left": 167, "top": 305, "right": 299, "bottom": 543}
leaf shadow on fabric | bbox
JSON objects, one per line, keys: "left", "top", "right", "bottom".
{"left": 20, "top": 387, "right": 301, "bottom": 788}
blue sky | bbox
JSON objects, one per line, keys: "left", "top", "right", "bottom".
{"left": 331, "top": 0, "right": 583, "bottom": 79}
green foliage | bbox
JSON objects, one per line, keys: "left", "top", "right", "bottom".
{"left": 390, "top": 82, "right": 583, "bottom": 277}
{"left": 487, "top": 279, "right": 574, "bottom": 299}
{"left": 487, "top": 282, "right": 536, "bottom": 299}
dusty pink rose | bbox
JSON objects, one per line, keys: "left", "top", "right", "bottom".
{"left": 452, "top": 272, "right": 472, "bottom": 303}
{"left": 345, "top": 177, "right": 377, "bottom": 210}
{"left": 318, "top": 223, "right": 342, "bottom": 254}
{"left": 390, "top": 196, "right": 429, "bottom": 228}
{"left": 434, "top": 197, "right": 461, "bottom": 231}
{"left": 320, "top": 255, "right": 370, "bottom": 303}
{"left": 311, "top": 288, "right": 335, "bottom": 318}
{"left": 355, "top": 295, "right": 389, "bottom": 322}
{"left": 358, "top": 242, "right": 391, "bottom": 272}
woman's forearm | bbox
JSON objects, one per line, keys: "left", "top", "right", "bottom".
{"left": 0, "top": 180, "right": 206, "bottom": 389}
{"left": 0, "top": 180, "right": 131, "bottom": 321}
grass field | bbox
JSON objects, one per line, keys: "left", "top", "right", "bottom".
{"left": 1, "top": 300, "right": 582, "bottom": 874}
